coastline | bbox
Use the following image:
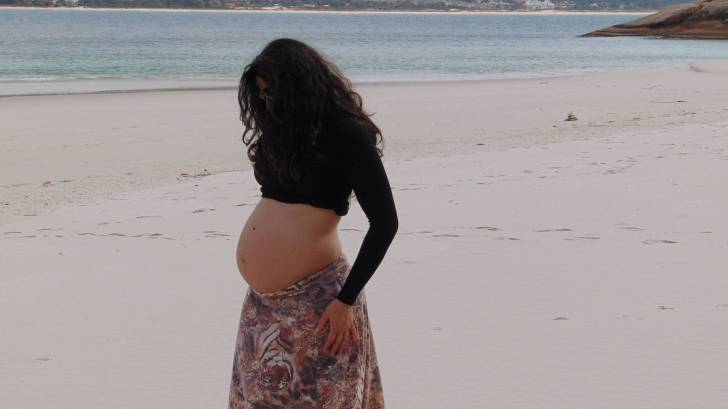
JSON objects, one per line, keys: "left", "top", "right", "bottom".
{"left": 0, "top": 59, "right": 712, "bottom": 98}
{"left": 0, "top": 5, "right": 657, "bottom": 14}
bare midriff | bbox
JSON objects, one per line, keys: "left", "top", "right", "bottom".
{"left": 236, "top": 197, "right": 344, "bottom": 294}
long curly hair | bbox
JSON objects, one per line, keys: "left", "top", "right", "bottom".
{"left": 238, "top": 38, "right": 383, "bottom": 188}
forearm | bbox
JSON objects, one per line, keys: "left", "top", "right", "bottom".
{"left": 336, "top": 222, "right": 398, "bottom": 305}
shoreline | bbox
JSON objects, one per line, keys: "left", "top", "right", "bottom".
{"left": 3, "top": 59, "right": 725, "bottom": 98}
{"left": 0, "top": 5, "right": 656, "bottom": 14}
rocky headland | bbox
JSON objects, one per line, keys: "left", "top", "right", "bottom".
{"left": 581, "top": 0, "right": 728, "bottom": 39}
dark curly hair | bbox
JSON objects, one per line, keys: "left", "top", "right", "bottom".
{"left": 238, "top": 38, "right": 384, "bottom": 188}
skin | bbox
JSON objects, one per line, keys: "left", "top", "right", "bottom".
{"left": 240, "top": 76, "right": 359, "bottom": 357}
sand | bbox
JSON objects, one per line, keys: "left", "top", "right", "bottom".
{"left": 2, "top": 60, "right": 728, "bottom": 408}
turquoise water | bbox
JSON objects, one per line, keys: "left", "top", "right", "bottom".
{"left": 3, "top": 8, "right": 728, "bottom": 95}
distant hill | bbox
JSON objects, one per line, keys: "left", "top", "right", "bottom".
{"left": 582, "top": 0, "right": 728, "bottom": 38}
{"left": 0, "top": 0, "right": 699, "bottom": 11}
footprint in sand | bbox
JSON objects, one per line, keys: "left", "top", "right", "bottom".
{"left": 553, "top": 316, "right": 568, "bottom": 320}
{"left": 643, "top": 239, "right": 678, "bottom": 245}
{"left": 495, "top": 237, "right": 520, "bottom": 241}
{"left": 617, "top": 226, "right": 645, "bottom": 231}
{"left": 399, "top": 230, "right": 434, "bottom": 235}
{"left": 192, "top": 208, "right": 215, "bottom": 213}
{"left": 536, "top": 228, "right": 572, "bottom": 233}
{"left": 130, "top": 233, "right": 166, "bottom": 238}
{"left": 603, "top": 168, "right": 628, "bottom": 175}
{"left": 474, "top": 226, "right": 500, "bottom": 231}
{"left": 431, "top": 233, "right": 461, "bottom": 238}
{"left": 657, "top": 305, "right": 675, "bottom": 310}
{"left": 565, "top": 236, "right": 600, "bottom": 241}
{"left": 204, "top": 230, "right": 232, "bottom": 237}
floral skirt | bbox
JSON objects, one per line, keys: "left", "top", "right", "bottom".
{"left": 228, "top": 253, "right": 386, "bottom": 409}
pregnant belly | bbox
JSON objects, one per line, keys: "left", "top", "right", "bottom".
{"left": 236, "top": 198, "right": 343, "bottom": 294}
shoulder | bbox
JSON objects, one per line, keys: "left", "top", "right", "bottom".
{"left": 322, "top": 116, "right": 377, "bottom": 153}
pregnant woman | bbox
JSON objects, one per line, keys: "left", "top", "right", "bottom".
{"left": 229, "top": 38, "right": 399, "bottom": 409}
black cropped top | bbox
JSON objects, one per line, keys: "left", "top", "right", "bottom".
{"left": 254, "top": 117, "right": 399, "bottom": 305}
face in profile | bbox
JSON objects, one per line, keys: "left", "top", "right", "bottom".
{"left": 255, "top": 76, "right": 272, "bottom": 111}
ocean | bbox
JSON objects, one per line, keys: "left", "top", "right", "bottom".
{"left": 3, "top": 7, "right": 728, "bottom": 96}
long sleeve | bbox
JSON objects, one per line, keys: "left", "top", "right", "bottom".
{"left": 335, "top": 120, "right": 399, "bottom": 306}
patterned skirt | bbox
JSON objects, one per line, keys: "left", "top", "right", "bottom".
{"left": 228, "top": 253, "right": 386, "bottom": 409}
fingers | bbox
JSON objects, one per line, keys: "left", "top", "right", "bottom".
{"left": 323, "top": 328, "right": 338, "bottom": 355}
{"left": 323, "top": 324, "right": 360, "bottom": 356}
{"left": 314, "top": 313, "right": 328, "bottom": 335}
{"left": 315, "top": 305, "right": 359, "bottom": 356}
{"left": 331, "top": 331, "right": 345, "bottom": 355}
{"left": 349, "top": 324, "right": 359, "bottom": 345}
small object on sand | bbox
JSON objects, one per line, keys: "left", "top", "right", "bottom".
{"left": 180, "top": 169, "right": 211, "bottom": 178}
{"left": 565, "top": 112, "right": 578, "bottom": 122}
{"left": 42, "top": 181, "right": 52, "bottom": 187}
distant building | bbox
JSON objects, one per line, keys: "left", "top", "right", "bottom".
{"left": 481, "top": 0, "right": 513, "bottom": 8}
{"left": 525, "top": 0, "right": 556, "bottom": 9}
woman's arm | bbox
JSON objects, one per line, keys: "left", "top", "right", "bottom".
{"left": 336, "top": 120, "right": 399, "bottom": 306}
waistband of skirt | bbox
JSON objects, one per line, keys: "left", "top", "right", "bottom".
{"left": 248, "top": 253, "right": 350, "bottom": 299}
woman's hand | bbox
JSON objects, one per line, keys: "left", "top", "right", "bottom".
{"left": 313, "top": 298, "right": 358, "bottom": 356}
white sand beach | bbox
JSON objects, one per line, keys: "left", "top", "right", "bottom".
{"left": 2, "top": 60, "right": 728, "bottom": 408}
